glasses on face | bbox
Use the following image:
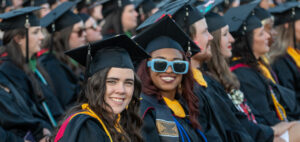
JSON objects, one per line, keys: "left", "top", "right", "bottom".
{"left": 147, "top": 59, "right": 189, "bottom": 74}
{"left": 72, "top": 27, "right": 86, "bottom": 37}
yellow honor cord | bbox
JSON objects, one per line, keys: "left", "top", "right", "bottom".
{"left": 259, "top": 62, "right": 276, "bottom": 84}
{"left": 81, "top": 104, "right": 114, "bottom": 142}
{"left": 163, "top": 97, "right": 186, "bottom": 118}
{"left": 287, "top": 47, "right": 300, "bottom": 68}
{"left": 192, "top": 68, "right": 208, "bottom": 88}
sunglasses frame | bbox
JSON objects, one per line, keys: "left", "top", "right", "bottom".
{"left": 147, "top": 59, "right": 189, "bottom": 74}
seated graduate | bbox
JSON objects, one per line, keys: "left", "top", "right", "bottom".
{"left": 38, "top": 2, "right": 86, "bottom": 110}
{"left": 0, "top": 6, "right": 64, "bottom": 126}
{"left": 101, "top": 0, "right": 138, "bottom": 38}
{"left": 135, "top": 0, "right": 158, "bottom": 25}
{"left": 269, "top": 2, "right": 300, "bottom": 107}
{"left": 54, "top": 35, "right": 149, "bottom": 142}
{"left": 205, "top": 5, "right": 298, "bottom": 142}
{"left": 136, "top": 2, "right": 228, "bottom": 141}
{"left": 134, "top": 16, "right": 207, "bottom": 142}
{"left": 226, "top": 2, "right": 300, "bottom": 142}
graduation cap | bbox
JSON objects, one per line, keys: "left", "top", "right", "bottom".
{"left": 65, "top": 34, "right": 150, "bottom": 77}
{"left": 196, "top": 0, "right": 227, "bottom": 32}
{"left": 0, "top": 6, "right": 42, "bottom": 31}
{"left": 135, "top": 0, "right": 156, "bottom": 14}
{"left": 0, "top": 6, "right": 42, "bottom": 63}
{"left": 89, "top": 0, "right": 109, "bottom": 9}
{"left": 268, "top": 1, "right": 300, "bottom": 26}
{"left": 224, "top": 1, "right": 262, "bottom": 35}
{"left": 102, "top": 0, "right": 134, "bottom": 18}
{"left": 196, "top": 0, "right": 223, "bottom": 14}
{"left": 205, "top": 12, "right": 227, "bottom": 32}
{"left": 254, "top": 7, "right": 271, "bottom": 21}
{"left": 134, "top": 16, "right": 200, "bottom": 57}
{"left": 137, "top": 0, "right": 204, "bottom": 32}
{"left": 22, "top": 0, "right": 48, "bottom": 7}
{"left": 41, "top": 1, "right": 81, "bottom": 33}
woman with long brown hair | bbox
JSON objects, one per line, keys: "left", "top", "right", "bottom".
{"left": 38, "top": 1, "right": 86, "bottom": 110}
{"left": 0, "top": 6, "right": 63, "bottom": 141}
{"left": 228, "top": 3, "right": 300, "bottom": 141}
{"left": 205, "top": 8, "right": 300, "bottom": 142}
{"left": 135, "top": 16, "right": 207, "bottom": 142}
{"left": 54, "top": 35, "right": 148, "bottom": 142}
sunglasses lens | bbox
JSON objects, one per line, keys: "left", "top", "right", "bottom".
{"left": 173, "top": 62, "right": 187, "bottom": 73}
{"left": 153, "top": 61, "right": 167, "bottom": 72}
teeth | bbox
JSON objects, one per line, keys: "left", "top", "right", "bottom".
{"left": 112, "top": 98, "right": 124, "bottom": 102}
{"left": 161, "top": 77, "right": 175, "bottom": 81}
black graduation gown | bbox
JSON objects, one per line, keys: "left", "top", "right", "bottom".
{"left": 140, "top": 94, "right": 205, "bottom": 142}
{"left": 193, "top": 83, "right": 228, "bottom": 142}
{"left": 57, "top": 114, "right": 111, "bottom": 142}
{"left": 196, "top": 75, "right": 255, "bottom": 142}
{"left": 272, "top": 54, "right": 300, "bottom": 107}
{"left": 0, "top": 60, "right": 64, "bottom": 120}
{"left": 230, "top": 60, "right": 281, "bottom": 126}
{"left": 203, "top": 74, "right": 274, "bottom": 142}
{"left": 0, "top": 72, "right": 51, "bottom": 141}
{"left": 37, "top": 52, "right": 81, "bottom": 110}
{"left": 0, "top": 126, "right": 24, "bottom": 142}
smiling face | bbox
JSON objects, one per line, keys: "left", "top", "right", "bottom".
{"left": 149, "top": 48, "right": 183, "bottom": 93}
{"left": 192, "top": 18, "right": 214, "bottom": 61}
{"left": 252, "top": 26, "right": 270, "bottom": 58}
{"left": 220, "top": 25, "right": 235, "bottom": 58}
{"left": 104, "top": 67, "right": 135, "bottom": 115}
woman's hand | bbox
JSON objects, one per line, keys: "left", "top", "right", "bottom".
{"left": 271, "top": 121, "right": 298, "bottom": 136}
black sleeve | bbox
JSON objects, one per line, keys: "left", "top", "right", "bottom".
{"left": 141, "top": 110, "right": 160, "bottom": 142}
{"left": 272, "top": 57, "right": 300, "bottom": 105}
{"left": 58, "top": 115, "right": 110, "bottom": 142}
{"left": 233, "top": 68, "right": 280, "bottom": 126}
{"left": 0, "top": 126, "right": 24, "bottom": 142}
{"left": 76, "top": 120, "right": 111, "bottom": 142}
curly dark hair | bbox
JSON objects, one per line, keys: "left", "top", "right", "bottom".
{"left": 137, "top": 51, "right": 201, "bottom": 130}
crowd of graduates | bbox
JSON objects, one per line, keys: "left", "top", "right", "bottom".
{"left": 0, "top": 0, "right": 299, "bottom": 141}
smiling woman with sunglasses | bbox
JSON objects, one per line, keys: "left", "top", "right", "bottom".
{"left": 134, "top": 17, "right": 207, "bottom": 142}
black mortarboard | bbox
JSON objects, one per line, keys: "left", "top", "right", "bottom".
{"left": 137, "top": 0, "right": 204, "bottom": 32}
{"left": 65, "top": 34, "right": 150, "bottom": 77}
{"left": 224, "top": 1, "right": 262, "bottom": 35}
{"left": 205, "top": 12, "right": 227, "bottom": 32}
{"left": 78, "top": 13, "right": 90, "bottom": 22}
{"left": 0, "top": 6, "right": 42, "bottom": 63}
{"left": 0, "top": 6, "right": 41, "bottom": 31}
{"left": 135, "top": 0, "right": 156, "bottom": 14}
{"left": 268, "top": 1, "right": 300, "bottom": 26}
{"left": 134, "top": 16, "right": 200, "bottom": 57}
{"left": 22, "top": 0, "right": 48, "bottom": 7}
{"left": 41, "top": 2, "right": 81, "bottom": 33}
{"left": 254, "top": 7, "right": 272, "bottom": 21}
{"left": 102, "top": 0, "right": 134, "bottom": 18}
